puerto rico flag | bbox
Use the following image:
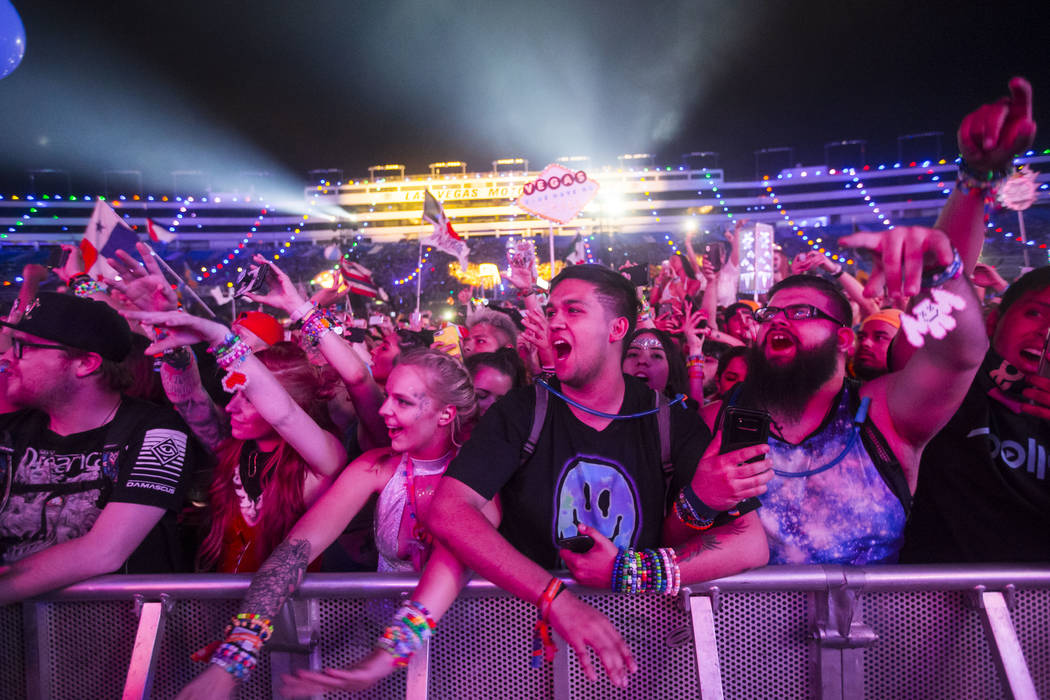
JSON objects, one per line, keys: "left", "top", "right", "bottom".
{"left": 421, "top": 190, "right": 469, "bottom": 266}
{"left": 80, "top": 200, "right": 140, "bottom": 278}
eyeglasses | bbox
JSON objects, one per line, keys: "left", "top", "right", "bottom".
{"left": 754, "top": 304, "right": 847, "bottom": 327}
{"left": 10, "top": 337, "right": 69, "bottom": 359}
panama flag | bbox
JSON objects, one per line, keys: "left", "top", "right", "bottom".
{"left": 80, "top": 200, "right": 140, "bottom": 278}
{"left": 146, "top": 217, "right": 176, "bottom": 243}
{"left": 421, "top": 190, "right": 469, "bottom": 266}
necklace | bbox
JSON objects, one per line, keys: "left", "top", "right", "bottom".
{"left": 247, "top": 451, "right": 259, "bottom": 479}
{"left": 404, "top": 451, "right": 453, "bottom": 542}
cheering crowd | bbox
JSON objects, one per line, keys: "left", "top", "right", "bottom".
{"left": 0, "top": 78, "right": 1042, "bottom": 694}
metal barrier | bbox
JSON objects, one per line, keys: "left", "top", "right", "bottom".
{"left": 4, "top": 565, "right": 1050, "bottom": 700}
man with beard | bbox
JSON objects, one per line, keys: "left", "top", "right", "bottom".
{"left": 691, "top": 224, "right": 987, "bottom": 565}
{"left": 851, "top": 309, "right": 901, "bottom": 381}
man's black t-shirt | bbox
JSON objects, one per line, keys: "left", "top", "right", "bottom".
{"left": 901, "top": 365, "right": 1050, "bottom": 563}
{"left": 0, "top": 398, "right": 197, "bottom": 572}
{"left": 446, "top": 375, "right": 712, "bottom": 568}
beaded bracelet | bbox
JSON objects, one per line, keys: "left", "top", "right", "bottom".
{"left": 300, "top": 307, "right": 338, "bottom": 346}
{"left": 957, "top": 158, "right": 1010, "bottom": 193}
{"left": 920, "top": 248, "right": 963, "bottom": 289}
{"left": 673, "top": 484, "right": 719, "bottom": 530}
{"left": 209, "top": 641, "right": 258, "bottom": 682}
{"left": 611, "top": 547, "right": 680, "bottom": 595}
{"left": 207, "top": 334, "right": 252, "bottom": 392}
{"left": 68, "top": 273, "right": 105, "bottom": 298}
{"left": 685, "top": 354, "right": 703, "bottom": 368}
{"left": 376, "top": 600, "right": 436, "bottom": 667}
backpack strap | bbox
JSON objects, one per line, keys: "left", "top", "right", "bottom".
{"left": 656, "top": 390, "right": 672, "bottom": 484}
{"left": 519, "top": 383, "right": 549, "bottom": 467}
{"left": 846, "top": 380, "right": 912, "bottom": 518}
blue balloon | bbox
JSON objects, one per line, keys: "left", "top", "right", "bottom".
{"left": 0, "top": 0, "right": 25, "bottom": 80}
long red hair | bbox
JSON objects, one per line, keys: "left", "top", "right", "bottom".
{"left": 196, "top": 342, "right": 339, "bottom": 571}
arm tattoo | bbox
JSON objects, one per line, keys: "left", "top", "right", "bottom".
{"left": 161, "top": 360, "right": 229, "bottom": 451}
{"left": 677, "top": 520, "right": 747, "bottom": 564}
{"left": 241, "top": 538, "right": 312, "bottom": 618}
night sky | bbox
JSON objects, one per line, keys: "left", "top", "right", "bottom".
{"left": 3, "top": 0, "right": 1048, "bottom": 193}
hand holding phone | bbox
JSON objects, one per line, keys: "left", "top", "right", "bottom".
{"left": 556, "top": 534, "right": 595, "bottom": 554}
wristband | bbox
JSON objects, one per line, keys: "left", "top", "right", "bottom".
{"left": 920, "top": 248, "right": 963, "bottom": 289}
{"left": 289, "top": 300, "right": 316, "bottom": 323}
{"left": 531, "top": 577, "right": 564, "bottom": 668}
{"left": 674, "top": 484, "right": 720, "bottom": 530}
{"left": 829, "top": 265, "right": 844, "bottom": 279}
{"left": 157, "top": 346, "right": 193, "bottom": 370}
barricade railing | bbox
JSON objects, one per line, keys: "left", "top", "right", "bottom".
{"left": 5, "top": 564, "right": 1050, "bottom": 700}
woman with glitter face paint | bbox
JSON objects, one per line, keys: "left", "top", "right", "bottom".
{"left": 622, "top": 328, "right": 688, "bottom": 399}
{"left": 175, "top": 348, "right": 496, "bottom": 699}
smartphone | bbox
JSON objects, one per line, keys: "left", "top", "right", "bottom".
{"left": 622, "top": 264, "right": 649, "bottom": 287}
{"left": 556, "top": 534, "right": 595, "bottom": 554}
{"left": 704, "top": 241, "right": 726, "bottom": 272}
{"left": 507, "top": 239, "right": 536, "bottom": 269}
{"left": 345, "top": 327, "right": 367, "bottom": 343}
{"left": 720, "top": 406, "right": 771, "bottom": 461}
{"left": 1038, "top": 327, "right": 1050, "bottom": 380}
{"left": 233, "top": 265, "right": 271, "bottom": 298}
{"left": 368, "top": 314, "right": 385, "bottom": 326}
{"left": 433, "top": 324, "right": 461, "bottom": 357}
{"left": 46, "top": 246, "right": 71, "bottom": 269}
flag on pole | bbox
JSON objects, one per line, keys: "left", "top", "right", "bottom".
{"left": 80, "top": 200, "right": 140, "bottom": 278}
{"left": 146, "top": 217, "right": 177, "bottom": 243}
{"left": 421, "top": 190, "right": 469, "bottom": 266}
{"left": 339, "top": 258, "right": 381, "bottom": 298}
{"left": 565, "top": 232, "right": 587, "bottom": 265}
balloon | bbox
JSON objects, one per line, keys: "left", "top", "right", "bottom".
{"left": 0, "top": 0, "right": 25, "bottom": 80}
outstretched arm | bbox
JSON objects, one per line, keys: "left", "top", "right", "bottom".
{"left": 842, "top": 227, "right": 986, "bottom": 487}
{"left": 124, "top": 309, "right": 346, "bottom": 477}
{"left": 242, "top": 257, "right": 390, "bottom": 451}
{"left": 937, "top": 77, "right": 1036, "bottom": 274}
{"left": 279, "top": 497, "right": 502, "bottom": 696}
{"left": 427, "top": 477, "right": 636, "bottom": 688}
{"left": 175, "top": 450, "right": 393, "bottom": 699}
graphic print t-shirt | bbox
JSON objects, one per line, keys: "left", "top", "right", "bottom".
{"left": 0, "top": 401, "right": 194, "bottom": 572}
{"left": 446, "top": 375, "right": 711, "bottom": 568}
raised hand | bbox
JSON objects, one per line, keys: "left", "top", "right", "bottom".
{"left": 121, "top": 309, "right": 230, "bottom": 353}
{"left": 839, "top": 226, "right": 954, "bottom": 300}
{"left": 958, "top": 77, "right": 1036, "bottom": 173}
{"left": 107, "top": 242, "right": 179, "bottom": 312}
{"left": 241, "top": 256, "right": 307, "bottom": 314}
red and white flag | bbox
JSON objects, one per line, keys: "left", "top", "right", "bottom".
{"left": 80, "top": 200, "right": 140, "bottom": 278}
{"left": 146, "top": 217, "right": 176, "bottom": 243}
{"left": 339, "top": 258, "right": 381, "bottom": 298}
{"left": 421, "top": 190, "right": 469, "bottom": 266}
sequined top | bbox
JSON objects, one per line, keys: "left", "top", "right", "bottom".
{"left": 374, "top": 452, "right": 452, "bottom": 573}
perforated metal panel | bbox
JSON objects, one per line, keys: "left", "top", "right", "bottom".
{"left": 316, "top": 597, "right": 407, "bottom": 699}
{"left": 863, "top": 589, "right": 1050, "bottom": 700}
{"left": 715, "top": 591, "right": 812, "bottom": 700}
{"left": 428, "top": 594, "right": 553, "bottom": 700}
{"left": 0, "top": 604, "right": 26, "bottom": 698}
{"left": 18, "top": 575, "right": 1050, "bottom": 700}
{"left": 564, "top": 592, "right": 697, "bottom": 700}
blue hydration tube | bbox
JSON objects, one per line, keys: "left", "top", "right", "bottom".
{"left": 536, "top": 378, "right": 686, "bottom": 419}
{"left": 772, "top": 397, "right": 871, "bottom": 478}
